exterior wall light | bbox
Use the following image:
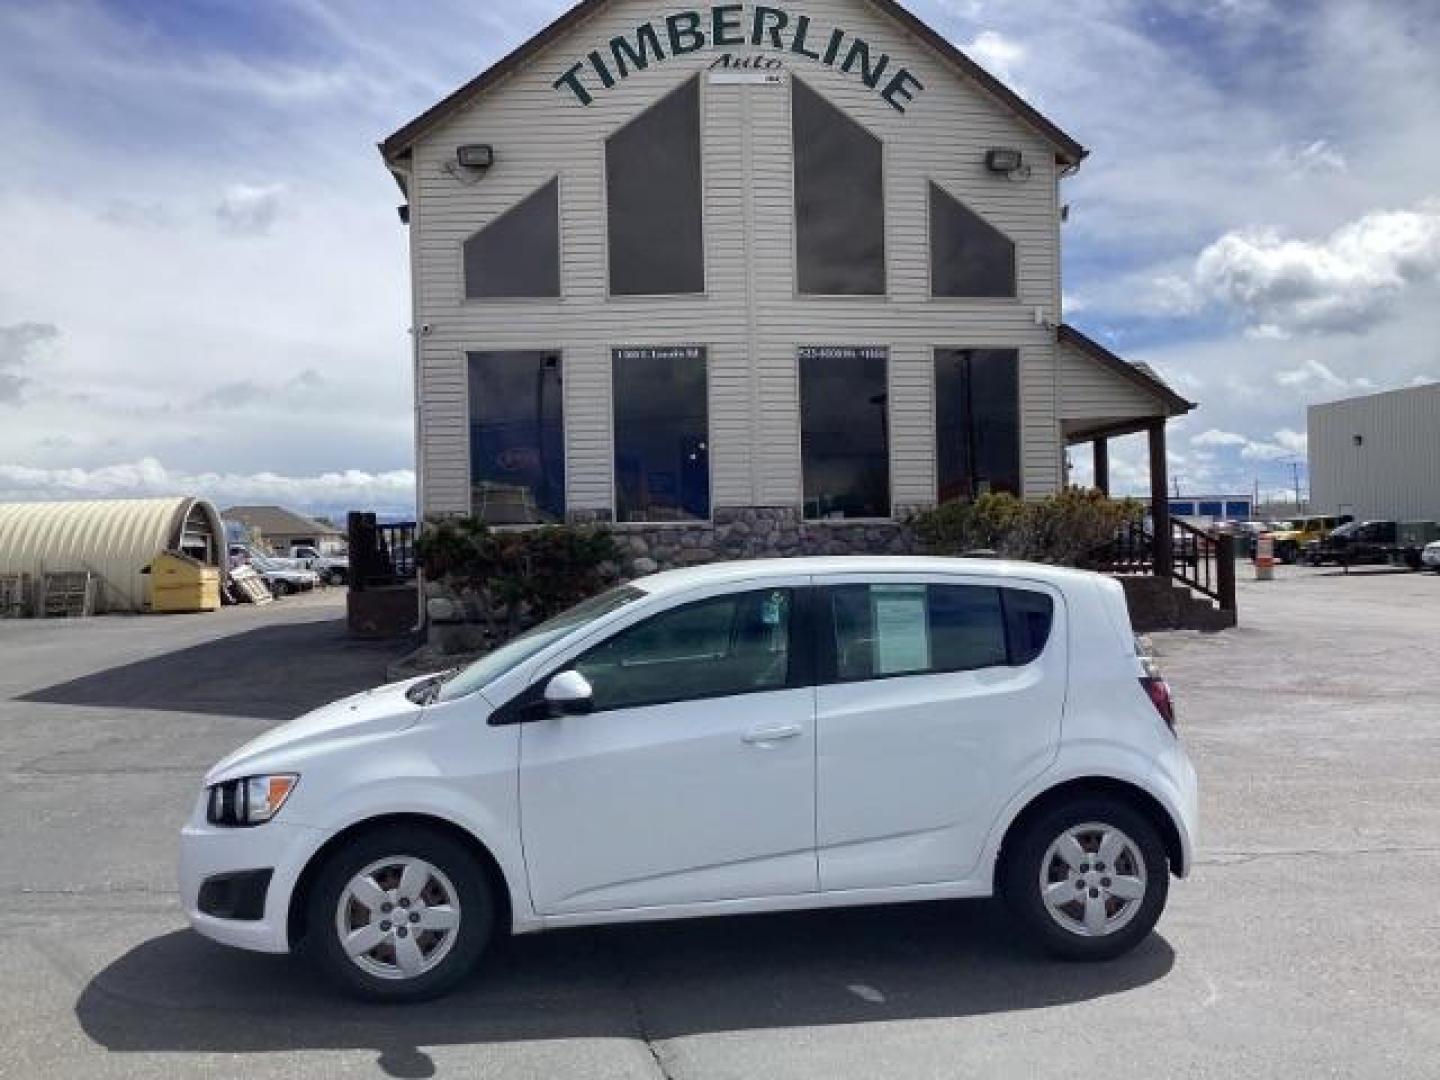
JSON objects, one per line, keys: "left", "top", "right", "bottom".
{"left": 985, "top": 148, "right": 1024, "bottom": 173}
{"left": 457, "top": 144, "right": 495, "bottom": 170}
{"left": 1353, "top": 434, "right": 1364, "bottom": 447}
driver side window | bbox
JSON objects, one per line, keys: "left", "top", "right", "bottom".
{"left": 574, "top": 589, "right": 793, "bottom": 712}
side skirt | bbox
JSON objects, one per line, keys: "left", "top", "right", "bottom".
{"left": 529, "top": 878, "right": 993, "bottom": 933}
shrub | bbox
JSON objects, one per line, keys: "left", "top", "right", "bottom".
{"left": 416, "top": 517, "right": 620, "bottom": 640}
{"left": 910, "top": 488, "right": 1143, "bottom": 565}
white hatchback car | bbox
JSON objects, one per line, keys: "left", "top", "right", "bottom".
{"left": 181, "top": 557, "right": 1196, "bottom": 1001}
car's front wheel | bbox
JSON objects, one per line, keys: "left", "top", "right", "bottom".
{"left": 305, "top": 824, "right": 495, "bottom": 1002}
{"left": 1001, "top": 798, "right": 1169, "bottom": 961}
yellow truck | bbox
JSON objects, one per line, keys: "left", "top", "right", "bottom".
{"left": 1271, "top": 515, "right": 1352, "bottom": 564}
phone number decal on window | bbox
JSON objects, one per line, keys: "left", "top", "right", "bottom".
{"left": 797, "top": 346, "right": 888, "bottom": 361}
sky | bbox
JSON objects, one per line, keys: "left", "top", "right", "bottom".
{"left": 0, "top": 0, "right": 1437, "bottom": 517}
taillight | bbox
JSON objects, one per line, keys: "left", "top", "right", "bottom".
{"left": 1141, "top": 676, "right": 1176, "bottom": 732}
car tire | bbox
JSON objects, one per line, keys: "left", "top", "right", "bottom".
{"left": 304, "top": 824, "right": 496, "bottom": 1003}
{"left": 1000, "top": 797, "right": 1170, "bottom": 962}
{"left": 272, "top": 581, "right": 291, "bottom": 597}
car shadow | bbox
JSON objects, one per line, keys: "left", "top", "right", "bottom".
{"left": 19, "top": 619, "right": 398, "bottom": 721}
{"left": 77, "top": 901, "right": 1174, "bottom": 1078}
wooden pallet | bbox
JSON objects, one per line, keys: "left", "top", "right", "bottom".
{"left": 39, "top": 572, "right": 97, "bottom": 618}
{"left": 0, "top": 574, "right": 31, "bottom": 618}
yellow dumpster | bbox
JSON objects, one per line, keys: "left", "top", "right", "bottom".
{"left": 145, "top": 551, "right": 221, "bottom": 613}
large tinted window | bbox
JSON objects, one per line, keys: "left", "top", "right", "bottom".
{"left": 829, "top": 583, "right": 1052, "bottom": 682}
{"left": 935, "top": 348, "right": 1020, "bottom": 503}
{"left": 606, "top": 77, "right": 704, "bottom": 296}
{"left": 468, "top": 351, "right": 565, "bottom": 523}
{"left": 613, "top": 346, "right": 709, "bottom": 522}
{"left": 929, "top": 183, "right": 1015, "bottom": 298}
{"left": 575, "top": 588, "right": 793, "bottom": 711}
{"left": 800, "top": 346, "right": 889, "bottom": 519}
{"left": 464, "top": 178, "right": 560, "bottom": 299}
{"left": 792, "top": 79, "right": 885, "bottom": 295}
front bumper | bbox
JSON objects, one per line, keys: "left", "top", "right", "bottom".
{"left": 179, "top": 812, "right": 325, "bottom": 954}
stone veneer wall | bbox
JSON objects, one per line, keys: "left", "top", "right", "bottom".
{"left": 606, "top": 506, "right": 920, "bottom": 577}
{"left": 424, "top": 506, "right": 924, "bottom": 654}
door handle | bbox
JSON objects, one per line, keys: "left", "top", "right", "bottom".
{"left": 742, "top": 724, "right": 803, "bottom": 745}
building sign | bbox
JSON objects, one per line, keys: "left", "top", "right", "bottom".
{"left": 613, "top": 345, "right": 706, "bottom": 362}
{"left": 554, "top": 5, "right": 924, "bottom": 113}
{"left": 797, "top": 345, "right": 888, "bottom": 361}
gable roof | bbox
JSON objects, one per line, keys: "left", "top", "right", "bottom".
{"left": 379, "top": 0, "right": 1086, "bottom": 171}
{"left": 221, "top": 505, "right": 344, "bottom": 538}
{"left": 1057, "top": 324, "right": 1195, "bottom": 417}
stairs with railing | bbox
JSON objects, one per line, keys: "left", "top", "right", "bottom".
{"left": 1090, "top": 518, "right": 1238, "bottom": 633}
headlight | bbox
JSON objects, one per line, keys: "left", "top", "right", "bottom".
{"left": 206, "top": 774, "right": 299, "bottom": 827}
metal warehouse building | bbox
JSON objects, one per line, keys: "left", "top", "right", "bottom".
{"left": 1309, "top": 384, "right": 1440, "bottom": 522}
{"left": 0, "top": 497, "right": 225, "bottom": 615}
{"left": 380, "top": 0, "right": 1194, "bottom": 562}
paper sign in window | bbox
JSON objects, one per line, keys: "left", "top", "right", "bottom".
{"left": 871, "top": 585, "right": 930, "bottom": 675}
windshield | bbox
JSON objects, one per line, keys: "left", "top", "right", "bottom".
{"left": 432, "top": 585, "right": 647, "bottom": 704}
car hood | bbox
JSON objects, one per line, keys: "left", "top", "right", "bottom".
{"left": 206, "top": 675, "right": 433, "bottom": 782}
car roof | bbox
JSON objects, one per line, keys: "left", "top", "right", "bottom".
{"left": 631, "top": 556, "right": 1098, "bottom": 598}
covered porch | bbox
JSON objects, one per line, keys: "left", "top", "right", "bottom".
{"left": 1056, "top": 325, "right": 1236, "bottom": 629}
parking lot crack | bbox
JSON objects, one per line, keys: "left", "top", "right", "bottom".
{"left": 603, "top": 936, "right": 678, "bottom": 1080}
{"left": 1200, "top": 843, "right": 1440, "bottom": 866}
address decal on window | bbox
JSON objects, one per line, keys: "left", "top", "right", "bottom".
{"left": 553, "top": 6, "right": 924, "bottom": 113}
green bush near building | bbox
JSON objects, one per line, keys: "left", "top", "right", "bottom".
{"left": 417, "top": 517, "right": 620, "bottom": 640}
{"left": 910, "top": 489, "right": 1143, "bottom": 567}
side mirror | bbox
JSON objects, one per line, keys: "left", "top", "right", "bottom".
{"left": 543, "top": 670, "right": 594, "bottom": 716}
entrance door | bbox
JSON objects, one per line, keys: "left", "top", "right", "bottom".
{"left": 520, "top": 581, "right": 817, "bottom": 915}
{"left": 813, "top": 575, "right": 1066, "bottom": 891}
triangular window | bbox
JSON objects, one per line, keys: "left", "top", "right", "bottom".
{"left": 463, "top": 178, "right": 561, "bottom": 298}
{"left": 929, "top": 183, "right": 1016, "bottom": 298}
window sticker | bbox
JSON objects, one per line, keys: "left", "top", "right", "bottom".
{"left": 871, "top": 585, "right": 930, "bottom": 675}
{"left": 761, "top": 591, "right": 786, "bottom": 627}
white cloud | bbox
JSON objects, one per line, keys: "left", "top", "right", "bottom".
{"left": 1274, "top": 358, "right": 1374, "bottom": 393}
{"left": 0, "top": 322, "right": 58, "bottom": 404}
{"left": 968, "top": 30, "right": 1027, "bottom": 86}
{"left": 1239, "top": 440, "right": 1290, "bottom": 462}
{"left": 0, "top": 458, "right": 416, "bottom": 516}
{"left": 1274, "top": 428, "right": 1307, "bottom": 453}
{"left": 1271, "top": 139, "right": 1348, "bottom": 177}
{"left": 1191, "top": 428, "right": 1249, "bottom": 448}
{"left": 214, "top": 183, "right": 289, "bottom": 235}
{"left": 1193, "top": 201, "right": 1440, "bottom": 336}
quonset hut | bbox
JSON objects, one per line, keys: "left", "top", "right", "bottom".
{"left": 0, "top": 497, "right": 225, "bottom": 614}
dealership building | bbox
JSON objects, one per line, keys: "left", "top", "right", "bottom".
{"left": 380, "top": 0, "right": 1193, "bottom": 563}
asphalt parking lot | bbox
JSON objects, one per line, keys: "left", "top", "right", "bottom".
{"left": 2, "top": 569, "right": 1438, "bottom": 1079}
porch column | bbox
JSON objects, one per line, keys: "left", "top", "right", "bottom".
{"left": 1148, "top": 419, "right": 1173, "bottom": 578}
{"left": 1092, "top": 438, "right": 1110, "bottom": 496}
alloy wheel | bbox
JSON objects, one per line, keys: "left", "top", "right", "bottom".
{"left": 1038, "top": 822, "right": 1148, "bottom": 937}
{"left": 334, "top": 856, "right": 462, "bottom": 980}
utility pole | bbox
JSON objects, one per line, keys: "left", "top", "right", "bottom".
{"left": 1289, "top": 460, "right": 1304, "bottom": 511}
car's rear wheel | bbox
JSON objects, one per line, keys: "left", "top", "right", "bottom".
{"left": 1001, "top": 798, "right": 1169, "bottom": 961}
{"left": 305, "top": 824, "right": 495, "bottom": 1002}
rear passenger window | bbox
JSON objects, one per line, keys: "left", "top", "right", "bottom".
{"left": 828, "top": 583, "right": 1052, "bottom": 682}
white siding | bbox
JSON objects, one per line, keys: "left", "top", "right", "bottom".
{"left": 406, "top": 0, "right": 1068, "bottom": 516}
{"left": 1309, "top": 384, "right": 1440, "bottom": 521}
{"left": 1055, "top": 339, "right": 1167, "bottom": 423}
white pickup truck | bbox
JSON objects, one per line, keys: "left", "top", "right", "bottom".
{"left": 289, "top": 545, "right": 349, "bottom": 585}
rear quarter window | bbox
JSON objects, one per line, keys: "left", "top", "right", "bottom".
{"left": 1001, "top": 588, "right": 1055, "bottom": 665}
